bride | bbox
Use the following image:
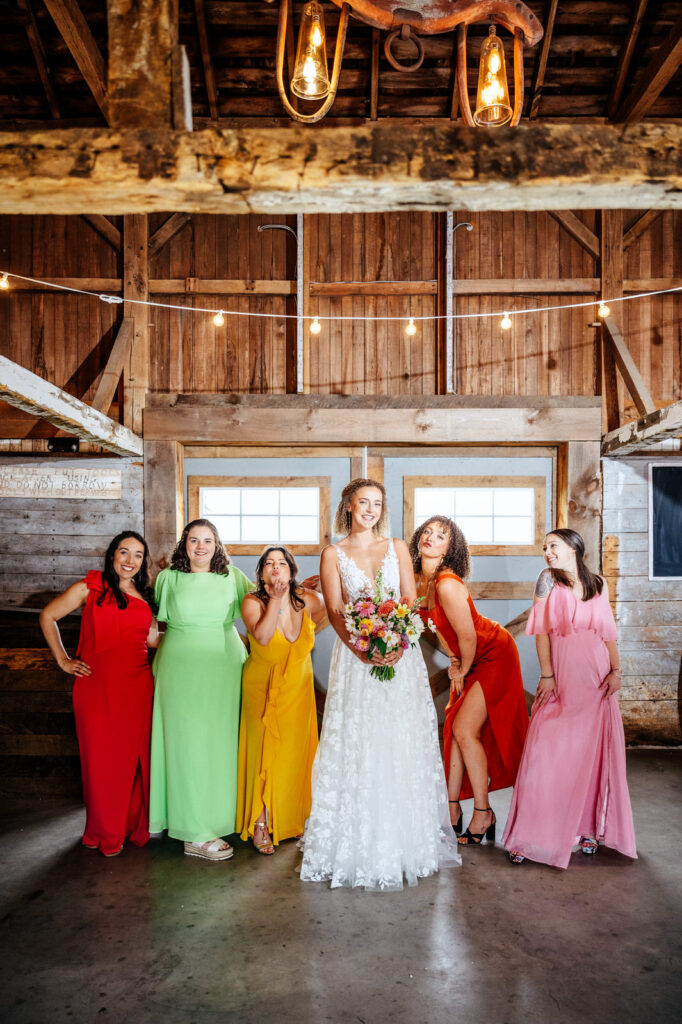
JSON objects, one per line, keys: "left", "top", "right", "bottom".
{"left": 300, "top": 478, "right": 460, "bottom": 891}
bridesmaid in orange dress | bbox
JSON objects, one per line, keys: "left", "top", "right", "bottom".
{"left": 410, "top": 516, "right": 529, "bottom": 846}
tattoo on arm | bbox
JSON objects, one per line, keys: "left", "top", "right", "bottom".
{"left": 534, "top": 569, "right": 555, "bottom": 599}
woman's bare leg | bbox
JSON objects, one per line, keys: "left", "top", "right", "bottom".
{"left": 452, "top": 682, "right": 492, "bottom": 838}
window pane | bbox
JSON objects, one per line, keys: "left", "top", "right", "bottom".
{"left": 494, "top": 517, "right": 534, "bottom": 544}
{"left": 279, "top": 488, "right": 319, "bottom": 516}
{"left": 457, "top": 517, "right": 493, "bottom": 543}
{"left": 493, "top": 488, "right": 534, "bottom": 517}
{"left": 205, "top": 515, "right": 241, "bottom": 543}
{"left": 414, "top": 488, "right": 455, "bottom": 518}
{"left": 241, "top": 516, "right": 279, "bottom": 542}
{"left": 242, "top": 489, "right": 279, "bottom": 515}
{"left": 280, "top": 516, "right": 319, "bottom": 543}
{"left": 201, "top": 488, "right": 240, "bottom": 516}
{"left": 455, "top": 489, "right": 493, "bottom": 517}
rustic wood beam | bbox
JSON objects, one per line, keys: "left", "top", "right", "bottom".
{"left": 143, "top": 440, "right": 184, "bottom": 570}
{"left": 602, "top": 400, "right": 682, "bottom": 456}
{"left": 623, "top": 210, "right": 663, "bottom": 249}
{"left": 81, "top": 215, "right": 121, "bottom": 251}
{"left": 107, "top": 0, "right": 175, "bottom": 128}
{"left": 91, "top": 317, "right": 134, "bottom": 415}
{"left": 369, "top": 28, "right": 380, "bottom": 122}
{"left": 602, "top": 315, "right": 657, "bottom": 418}
{"left": 143, "top": 395, "right": 602, "bottom": 445}
{"left": 450, "top": 277, "right": 600, "bottom": 295}
{"left": 601, "top": 209, "right": 624, "bottom": 432}
{"left": 194, "top": 0, "right": 219, "bottom": 122}
{"left": 559, "top": 441, "right": 602, "bottom": 570}
{"left": 528, "top": 0, "right": 559, "bottom": 121}
{"left": 17, "top": 0, "right": 61, "bottom": 121}
{"left": 148, "top": 213, "right": 192, "bottom": 260}
{"left": 123, "top": 216, "right": 149, "bottom": 435}
{"left": 43, "top": 0, "right": 107, "bottom": 119}
{"left": 0, "top": 355, "right": 142, "bottom": 456}
{"left": 1, "top": 124, "right": 681, "bottom": 215}
{"left": 548, "top": 211, "right": 600, "bottom": 259}
{"left": 613, "top": 12, "right": 682, "bottom": 124}
{"left": 605, "top": 0, "right": 649, "bottom": 119}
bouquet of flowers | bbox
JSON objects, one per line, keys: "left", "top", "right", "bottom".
{"left": 344, "top": 570, "right": 435, "bottom": 680}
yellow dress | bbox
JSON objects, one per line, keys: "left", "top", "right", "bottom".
{"left": 237, "top": 613, "right": 318, "bottom": 845}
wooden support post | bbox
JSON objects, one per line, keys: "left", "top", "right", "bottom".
{"left": 600, "top": 210, "right": 623, "bottom": 433}
{"left": 91, "top": 317, "right": 134, "bottom": 415}
{"left": 558, "top": 440, "right": 602, "bottom": 571}
{"left": 435, "top": 213, "right": 447, "bottom": 394}
{"left": 43, "top": 0, "right": 107, "bottom": 119}
{"left": 548, "top": 211, "right": 600, "bottom": 260}
{"left": 369, "top": 29, "right": 380, "bottom": 121}
{"left": 601, "top": 315, "right": 656, "bottom": 418}
{"left": 123, "top": 216, "right": 149, "bottom": 436}
{"left": 143, "top": 440, "right": 184, "bottom": 571}
{"left": 107, "top": 0, "right": 176, "bottom": 128}
{"left": 302, "top": 214, "right": 311, "bottom": 394}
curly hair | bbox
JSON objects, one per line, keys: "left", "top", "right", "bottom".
{"left": 253, "top": 546, "right": 305, "bottom": 611}
{"left": 545, "top": 528, "right": 603, "bottom": 601}
{"left": 408, "top": 515, "right": 471, "bottom": 580}
{"left": 332, "top": 478, "right": 389, "bottom": 538}
{"left": 170, "top": 518, "right": 231, "bottom": 575}
{"left": 98, "top": 531, "right": 157, "bottom": 612}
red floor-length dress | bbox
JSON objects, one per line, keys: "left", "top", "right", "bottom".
{"left": 73, "top": 570, "right": 154, "bottom": 854}
{"left": 422, "top": 571, "right": 529, "bottom": 800}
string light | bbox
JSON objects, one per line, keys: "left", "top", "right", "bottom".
{"left": 213, "top": 310, "right": 225, "bottom": 326}
{"left": 0, "top": 270, "right": 679, "bottom": 326}
{"left": 0, "top": 273, "right": 8, "bottom": 289}
{"left": 598, "top": 301, "right": 610, "bottom": 318}
{"left": 500, "top": 312, "right": 512, "bottom": 330}
{"left": 405, "top": 317, "right": 417, "bottom": 336}
{"left": 309, "top": 317, "right": 322, "bottom": 335}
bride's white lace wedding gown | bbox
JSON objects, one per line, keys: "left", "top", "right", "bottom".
{"left": 300, "top": 539, "right": 461, "bottom": 891}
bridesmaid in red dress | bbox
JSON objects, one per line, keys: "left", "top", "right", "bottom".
{"left": 410, "top": 516, "right": 529, "bottom": 846}
{"left": 40, "top": 532, "right": 159, "bottom": 857}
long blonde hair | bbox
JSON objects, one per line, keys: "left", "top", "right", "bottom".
{"left": 333, "top": 478, "right": 389, "bottom": 538}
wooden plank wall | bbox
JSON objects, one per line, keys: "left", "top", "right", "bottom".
{"left": 602, "top": 456, "right": 682, "bottom": 744}
{"left": 0, "top": 456, "right": 143, "bottom": 607}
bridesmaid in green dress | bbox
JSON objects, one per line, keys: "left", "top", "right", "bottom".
{"left": 150, "top": 519, "right": 253, "bottom": 861}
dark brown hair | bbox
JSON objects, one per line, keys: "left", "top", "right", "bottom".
{"left": 408, "top": 515, "right": 471, "bottom": 581}
{"left": 170, "top": 519, "right": 231, "bottom": 575}
{"left": 253, "top": 546, "right": 305, "bottom": 611}
{"left": 333, "top": 478, "right": 389, "bottom": 537}
{"left": 99, "top": 531, "right": 156, "bottom": 612}
{"left": 545, "top": 528, "right": 603, "bottom": 601}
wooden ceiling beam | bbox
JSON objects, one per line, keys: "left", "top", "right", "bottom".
{"left": 0, "top": 124, "right": 681, "bottom": 214}
{"left": 602, "top": 400, "right": 682, "bottom": 456}
{"left": 194, "top": 0, "right": 219, "bottom": 122}
{"left": 42, "top": 0, "right": 108, "bottom": 120}
{"left": 527, "top": 0, "right": 559, "bottom": 121}
{"left": 17, "top": 0, "right": 61, "bottom": 121}
{"left": 107, "top": 0, "right": 175, "bottom": 128}
{"left": 0, "top": 354, "right": 142, "bottom": 456}
{"left": 613, "top": 12, "right": 682, "bottom": 124}
{"left": 547, "top": 211, "right": 600, "bottom": 259}
{"left": 605, "top": 0, "right": 649, "bottom": 119}
{"left": 623, "top": 209, "right": 663, "bottom": 248}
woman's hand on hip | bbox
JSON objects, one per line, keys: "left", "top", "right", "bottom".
{"left": 59, "top": 657, "right": 91, "bottom": 677}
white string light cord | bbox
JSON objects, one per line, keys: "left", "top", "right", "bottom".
{"left": 0, "top": 270, "right": 680, "bottom": 331}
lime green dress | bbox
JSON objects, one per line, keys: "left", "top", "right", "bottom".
{"left": 150, "top": 567, "right": 253, "bottom": 842}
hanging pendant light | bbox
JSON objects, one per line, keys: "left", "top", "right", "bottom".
{"left": 474, "top": 26, "right": 512, "bottom": 127}
{"left": 291, "top": 3, "right": 330, "bottom": 100}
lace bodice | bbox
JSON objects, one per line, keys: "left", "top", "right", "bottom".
{"left": 335, "top": 538, "right": 400, "bottom": 603}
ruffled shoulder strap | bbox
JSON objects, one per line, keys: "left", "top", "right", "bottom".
{"left": 83, "top": 569, "right": 105, "bottom": 593}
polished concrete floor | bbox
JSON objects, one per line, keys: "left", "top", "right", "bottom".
{"left": 1, "top": 748, "right": 680, "bottom": 1024}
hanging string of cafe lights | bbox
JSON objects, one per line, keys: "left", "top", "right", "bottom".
{"left": 0, "top": 270, "right": 680, "bottom": 336}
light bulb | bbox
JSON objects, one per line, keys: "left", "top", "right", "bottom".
{"left": 405, "top": 317, "right": 417, "bottom": 336}
{"left": 310, "top": 317, "right": 322, "bottom": 335}
{"left": 213, "top": 310, "right": 225, "bottom": 326}
{"left": 500, "top": 312, "right": 512, "bottom": 331}
{"left": 312, "top": 24, "right": 322, "bottom": 47}
{"left": 0, "top": 273, "right": 8, "bottom": 290}
{"left": 488, "top": 52, "right": 501, "bottom": 74}
{"left": 598, "top": 301, "right": 610, "bottom": 318}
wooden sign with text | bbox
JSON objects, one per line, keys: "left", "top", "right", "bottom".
{"left": 0, "top": 466, "right": 122, "bottom": 500}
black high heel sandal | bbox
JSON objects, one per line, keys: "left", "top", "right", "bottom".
{"left": 458, "top": 806, "right": 496, "bottom": 846}
{"left": 449, "top": 800, "right": 463, "bottom": 836}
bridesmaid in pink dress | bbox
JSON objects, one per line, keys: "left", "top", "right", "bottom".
{"left": 503, "top": 529, "right": 636, "bottom": 869}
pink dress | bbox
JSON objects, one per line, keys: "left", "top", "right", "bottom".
{"left": 502, "top": 584, "right": 636, "bottom": 869}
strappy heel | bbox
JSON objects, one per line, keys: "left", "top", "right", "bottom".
{"left": 580, "top": 836, "right": 598, "bottom": 856}
{"left": 458, "top": 806, "right": 496, "bottom": 846}
{"left": 252, "top": 820, "right": 275, "bottom": 856}
{"left": 508, "top": 851, "right": 525, "bottom": 865}
{"left": 449, "top": 799, "right": 463, "bottom": 836}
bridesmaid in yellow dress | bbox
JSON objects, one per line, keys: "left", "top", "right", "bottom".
{"left": 237, "top": 546, "right": 326, "bottom": 855}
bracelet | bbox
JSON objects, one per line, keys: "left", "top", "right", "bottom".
{"left": 539, "top": 674, "right": 555, "bottom": 679}
{"left": 610, "top": 668, "right": 622, "bottom": 675}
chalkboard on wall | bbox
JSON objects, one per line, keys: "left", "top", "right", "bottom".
{"left": 649, "top": 463, "right": 682, "bottom": 580}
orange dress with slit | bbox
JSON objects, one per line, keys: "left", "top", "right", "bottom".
{"left": 421, "top": 571, "right": 529, "bottom": 800}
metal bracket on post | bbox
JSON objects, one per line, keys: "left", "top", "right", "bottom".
{"left": 447, "top": 217, "right": 475, "bottom": 395}
{"left": 258, "top": 218, "right": 304, "bottom": 393}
